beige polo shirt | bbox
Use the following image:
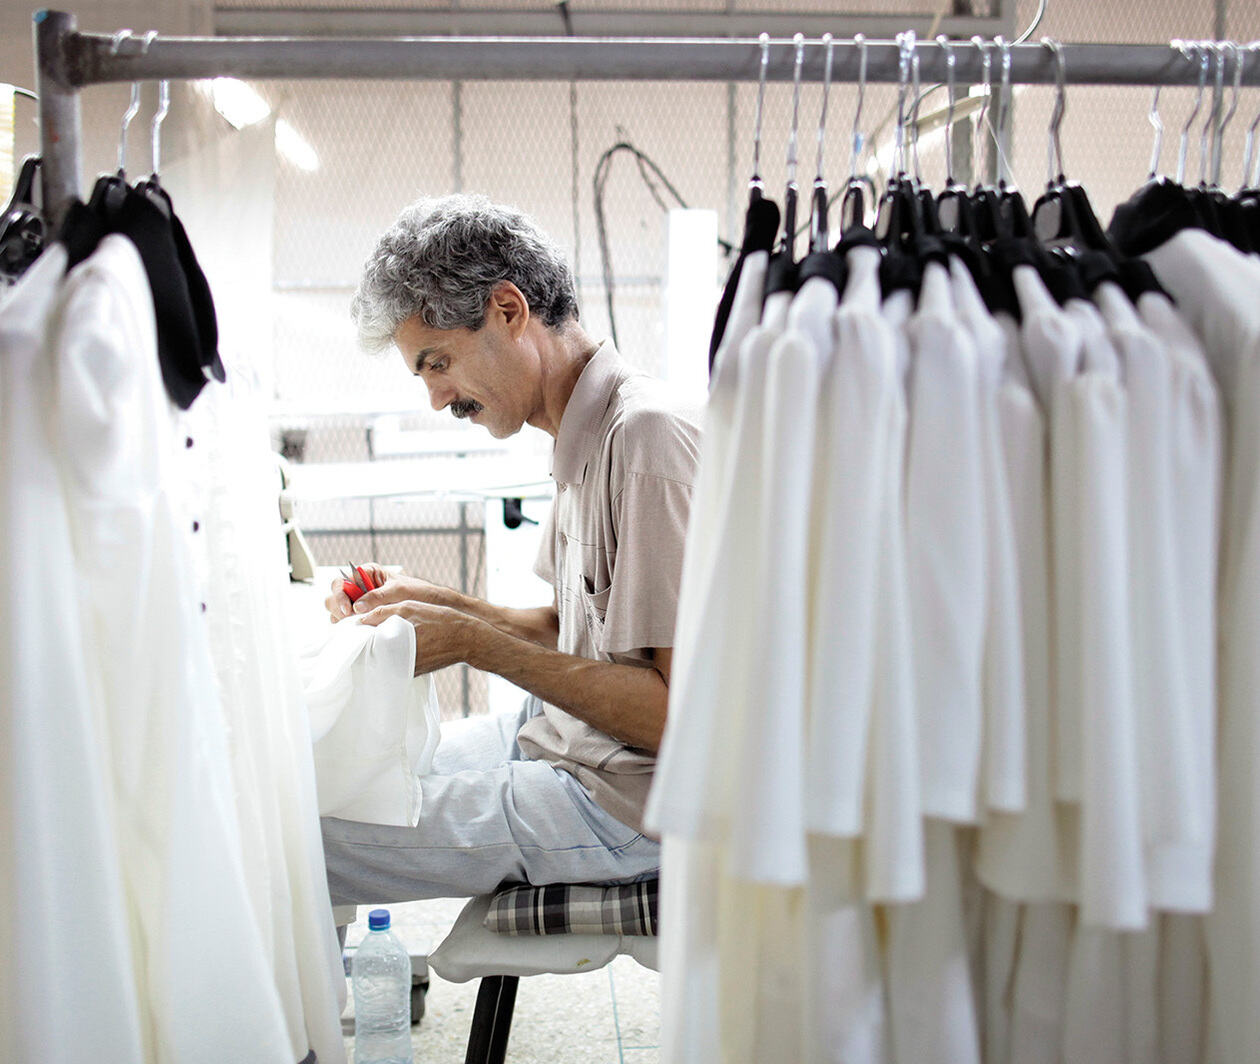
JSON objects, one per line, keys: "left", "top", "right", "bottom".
{"left": 516, "top": 341, "right": 702, "bottom": 835}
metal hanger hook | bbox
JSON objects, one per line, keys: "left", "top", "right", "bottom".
{"left": 1200, "top": 41, "right": 1225, "bottom": 187}
{"left": 910, "top": 45, "right": 923, "bottom": 182}
{"left": 1213, "top": 41, "right": 1243, "bottom": 187}
{"left": 1242, "top": 41, "right": 1260, "bottom": 187}
{"left": 1147, "top": 84, "right": 1165, "bottom": 180}
{"left": 994, "top": 35, "right": 1013, "bottom": 184}
{"left": 848, "top": 34, "right": 868, "bottom": 179}
{"left": 787, "top": 32, "right": 805, "bottom": 185}
{"left": 892, "top": 30, "right": 916, "bottom": 179}
{"left": 1175, "top": 39, "right": 1208, "bottom": 184}
{"left": 117, "top": 81, "right": 142, "bottom": 176}
{"left": 1041, "top": 37, "right": 1067, "bottom": 186}
{"left": 752, "top": 32, "right": 770, "bottom": 185}
{"left": 937, "top": 35, "right": 957, "bottom": 184}
{"left": 971, "top": 36, "right": 992, "bottom": 187}
{"left": 815, "top": 33, "right": 835, "bottom": 182}
{"left": 151, "top": 79, "right": 170, "bottom": 176}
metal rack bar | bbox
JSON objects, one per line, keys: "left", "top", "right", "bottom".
{"left": 32, "top": 8, "right": 1260, "bottom": 222}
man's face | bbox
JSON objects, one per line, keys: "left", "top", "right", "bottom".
{"left": 393, "top": 313, "right": 537, "bottom": 440}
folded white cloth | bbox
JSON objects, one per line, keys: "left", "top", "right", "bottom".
{"left": 301, "top": 616, "right": 441, "bottom": 826}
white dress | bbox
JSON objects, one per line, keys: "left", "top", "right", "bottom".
{"left": 49, "top": 235, "right": 294, "bottom": 1064}
{"left": 0, "top": 244, "right": 145, "bottom": 1064}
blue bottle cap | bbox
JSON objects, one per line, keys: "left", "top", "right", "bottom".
{"left": 368, "top": 908, "right": 391, "bottom": 931}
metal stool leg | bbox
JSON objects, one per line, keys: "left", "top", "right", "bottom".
{"left": 464, "top": 975, "right": 519, "bottom": 1064}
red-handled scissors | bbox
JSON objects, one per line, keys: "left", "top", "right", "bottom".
{"left": 339, "top": 562, "right": 378, "bottom": 604}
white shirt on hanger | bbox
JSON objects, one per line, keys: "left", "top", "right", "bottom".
{"left": 1143, "top": 229, "right": 1260, "bottom": 1063}
{"left": 904, "top": 260, "right": 987, "bottom": 824}
{"left": 950, "top": 258, "right": 1028, "bottom": 817}
{"left": 48, "top": 235, "right": 295, "bottom": 1064}
{"left": 0, "top": 244, "right": 146, "bottom": 1064}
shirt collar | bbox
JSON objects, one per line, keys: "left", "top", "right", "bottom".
{"left": 551, "top": 341, "right": 630, "bottom": 486}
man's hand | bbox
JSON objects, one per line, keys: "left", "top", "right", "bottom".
{"left": 357, "top": 599, "right": 480, "bottom": 675}
{"left": 324, "top": 568, "right": 457, "bottom": 622}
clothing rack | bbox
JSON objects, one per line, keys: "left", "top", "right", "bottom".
{"left": 31, "top": 8, "right": 1260, "bottom": 225}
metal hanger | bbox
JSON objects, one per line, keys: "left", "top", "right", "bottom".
{"left": 970, "top": 36, "right": 992, "bottom": 190}
{"left": 1146, "top": 83, "right": 1165, "bottom": 181}
{"left": 1198, "top": 41, "right": 1225, "bottom": 188}
{"left": 780, "top": 33, "right": 806, "bottom": 257}
{"left": 808, "top": 33, "right": 835, "bottom": 253}
{"left": 1212, "top": 41, "right": 1242, "bottom": 188}
{"left": 840, "top": 34, "right": 870, "bottom": 230}
{"left": 750, "top": 32, "right": 770, "bottom": 202}
{"left": 1243, "top": 43, "right": 1260, "bottom": 188}
{"left": 934, "top": 35, "right": 975, "bottom": 235}
{"left": 151, "top": 80, "right": 171, "bottom": 179}
{"left": 1175, "top": 40, "right": 1209, "bottom": 185}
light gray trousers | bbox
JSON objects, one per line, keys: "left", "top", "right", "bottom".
{"left": 322, "top": 697, "right": 660, "bottom": 907}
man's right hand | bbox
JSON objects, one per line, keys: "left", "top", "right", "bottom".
{"left": 324, "top": 567, "right": 458, "bottom": 622}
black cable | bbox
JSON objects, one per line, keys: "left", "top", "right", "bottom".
{"left": 592, "top": 139, "right": 737, "bottom": 350}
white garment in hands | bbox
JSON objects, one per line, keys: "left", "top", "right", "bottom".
{"left": 302, "top": 615, "right": 441, "bottom": 826}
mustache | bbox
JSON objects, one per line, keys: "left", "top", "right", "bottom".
{"left": 450, "top": 399, "right": 484, "bottom": 419}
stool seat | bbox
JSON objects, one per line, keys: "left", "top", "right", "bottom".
{"left": 429, "top": 892, "right": 658, "bottom": 982}
{"left": 428, "top": 881, "right": 659, "bottom": 1064}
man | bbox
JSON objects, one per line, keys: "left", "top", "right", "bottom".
{"left": 320, "top": 193, "right": 701, "bottom": 904}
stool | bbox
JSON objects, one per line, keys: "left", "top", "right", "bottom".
{"left": 429, "top": 882, "right": 659, "bottom": 1064}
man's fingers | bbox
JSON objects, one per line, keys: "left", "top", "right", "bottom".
{"left": 352, "top": 583, "right": 412, "bottom": 613}
{"left": 357, "top": 602, "right": 402, "bottom": 627}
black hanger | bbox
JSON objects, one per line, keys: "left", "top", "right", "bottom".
{"left": 0, "top": 156, "right": 44, "bottom": 280}
{"left": 708, "top": 34, "right": 781, "bottom": 368}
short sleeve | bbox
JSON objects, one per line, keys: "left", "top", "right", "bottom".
{"left": 533, "top": 499, "right": 557, "bottom": 587}
{"left": 601, "top": 471, "right": 694, "bottom": 656}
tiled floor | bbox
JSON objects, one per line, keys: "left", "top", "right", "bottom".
{"left": 341, "top": 897, "right": 661, "bottom": 1064}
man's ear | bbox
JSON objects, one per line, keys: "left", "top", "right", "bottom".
{"left": 490, "top": 282, "right": 531, "bottom": 340}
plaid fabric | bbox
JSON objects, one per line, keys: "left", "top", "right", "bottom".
{"left": 483, "top": 880, "right": 659, "bottom": 937}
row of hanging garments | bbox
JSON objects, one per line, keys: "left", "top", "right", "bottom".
{"left": 648, "top": 33, "right": 1260, "bottom": 1064}
{"left": 0, "top": 83, "right": 346, "bottom": 1064}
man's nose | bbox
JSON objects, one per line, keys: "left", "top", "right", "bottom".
{"left": 427, "top": 382, "right": 454, "bottom": 412}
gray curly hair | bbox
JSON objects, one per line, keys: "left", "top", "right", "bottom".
{"left": 350, "top": 194, "right": 579, "bottom": 354}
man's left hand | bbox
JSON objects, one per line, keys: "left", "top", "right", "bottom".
{"left": 357, "top": 599, "right": 480, "bottom": 676}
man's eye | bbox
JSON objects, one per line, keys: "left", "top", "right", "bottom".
{"left": 432, "top": 359, "right": 447, "bottom": 372}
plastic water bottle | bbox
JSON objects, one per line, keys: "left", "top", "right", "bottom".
{"left": 352, "top": 909, "right": 414, "bottom": 1064}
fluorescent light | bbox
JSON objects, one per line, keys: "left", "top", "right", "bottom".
{"left": 207, "top": 77, "right": 270, "bottom": 129}
{"left": 276, "top": 119, "right": 320, "bottom": 172}
{"left": 196, "top": 78, "right": 319, "bottom": 171}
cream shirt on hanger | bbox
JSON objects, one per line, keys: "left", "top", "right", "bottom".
{"left": 49, "top": 235, "right": 294, "bottom": 1064}
{"left": 904, "top": 261, "right": 987, "bottom": 824}
{"left": 805, "top": 246, "right": 893, "bottom": 839}
{"left": 950, "top": 259, "right": 1027, "bottom": 817}
{"left": 1133, "top": 287, "right": 1221, "bottom": 915}
{"left": 870, "top": 284, "right": 926, "bottom": 904}
{"left": 975, "top": 310, "right": 1072, "bottom": 903}
{"left": 1063, "top": 297, "right": 1146, "bottom": 931}
{"left": 728, "top": 274, "right": 835, "bottom": 884}
{"left": 647, "top": 253, "right": 774, "bottom": 848}
{"left": 0, "top": 244, "right": 145, "bottom": 1064}
{"left": 1143, "top": 229, "right": 1260, "bottom": 1064}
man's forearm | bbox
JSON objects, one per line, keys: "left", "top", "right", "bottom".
{"left": 442, "top": 592, "right": 559, "bottom": 649}
{"left": 463, "top": 621, "right": 668, "bottom": 753}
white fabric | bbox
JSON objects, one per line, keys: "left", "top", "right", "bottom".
{"left": 1144, "top": 230, "right": 1260, "bottom": 1063}
{"left": 951, "top": 260, "right": 1026, "bottom": 817}
{"left": 301, "top": 615, "right": 441, "bottom": 825}
{"left": 730, "top": 276, "right": 833, "bottom": 884}
{"left": 0, "top": 245, "right": 145, "bottom": 1064}
{"left": 862, "top": 277, "right": 923, "bottom": 905}
{"left": 177, "top": 363, "right": 349, "bottom": 1064}
{"left": 975, "top": 313, "right": 1072, "bottom": 902}
{"left": 904, "top": 261, "right": 987, "bottom": 823}
{"left": 49, "top": 235, "right": 294, "bottom": 1063}
{"left": 1065, "top": 297, "right": 1146, "bottom": 931}
{"left": 805, "top": 247, "right": 892, "bottom": 837}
